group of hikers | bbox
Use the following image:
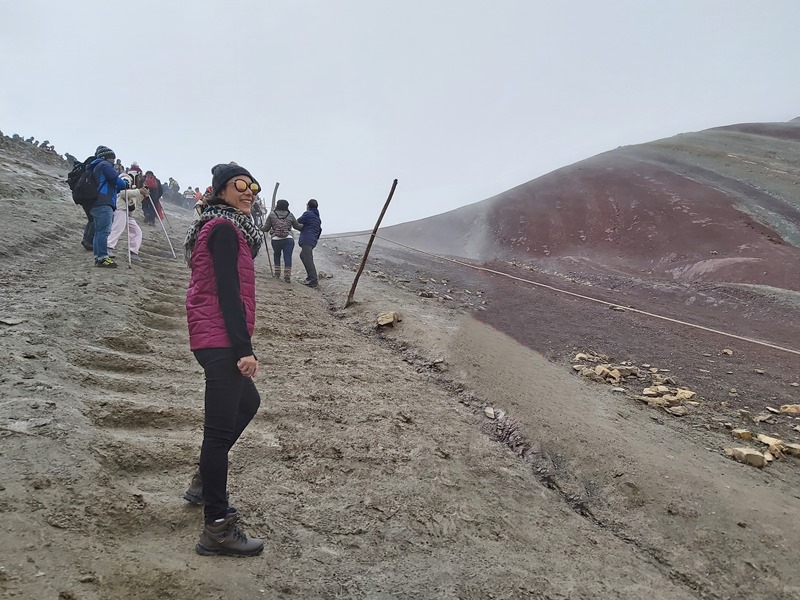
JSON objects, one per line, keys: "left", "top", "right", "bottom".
{"left": 71, "top": 146, "right": 323, "bottom": 286}
{"left": 71, "top": 147, "right": 169, "bottom": 267}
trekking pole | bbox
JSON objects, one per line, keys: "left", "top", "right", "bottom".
{"left": 158, "top": 201, "right": 173, "bottom": 231}
{"left": 157, "top": 211, "right": 177, "bottom": 259}
{"left": 162, "top": 211, "right": 173, "bottom": 232}
{"left": 124, "top": 190, "right": 132, "bottom": 269}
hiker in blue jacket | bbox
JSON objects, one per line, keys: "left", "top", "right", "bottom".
{"left": 89, "top": 146, "right": 129, "bottom": 268}
{"left": 297, "top": 198, "right": 322, "bottom": 287}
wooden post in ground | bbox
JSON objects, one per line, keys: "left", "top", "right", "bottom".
{"left": 344, "top": 179, "right": 398, "bottom": 308}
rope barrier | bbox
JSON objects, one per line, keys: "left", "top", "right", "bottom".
{"left": 322, "top": 233, "right": 800, "bottom": 357}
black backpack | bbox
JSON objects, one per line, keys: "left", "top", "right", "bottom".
{"left": 68, "top": 157, "right": 99, "bottom": 205}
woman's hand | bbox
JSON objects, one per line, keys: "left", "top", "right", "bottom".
{"left": 237, "top": 355, "right": 259, "bottom": 379}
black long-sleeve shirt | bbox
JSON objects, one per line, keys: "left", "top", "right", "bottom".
{"left": 207, "top": 224, "right": 253, "bottom": 359}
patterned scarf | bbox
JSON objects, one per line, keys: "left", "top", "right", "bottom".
{"left": 184, "top": 204, "right": 262, "bottom": 264}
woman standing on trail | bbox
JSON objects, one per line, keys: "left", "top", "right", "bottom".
{"left": 260, "top": 198, "right": 303, "bottom": 283}
{"left": 183, "top": 163, "right": 264, "bottom": 557}
{"left": 298, "top": 198, "right": 322, "bottom": 287}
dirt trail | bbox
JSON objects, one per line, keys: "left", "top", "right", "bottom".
{"left": 0, "top": 150, "right": 798, "bottom": 599}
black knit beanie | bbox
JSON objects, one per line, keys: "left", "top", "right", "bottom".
{"left": 275, "top": 199, "right": 289, "bottom": 210}
{"left": 211, "top": 163, "right": 256, "bottom": 197}
{"left": 95, "top": 145, "right": 116, "bottom": 160}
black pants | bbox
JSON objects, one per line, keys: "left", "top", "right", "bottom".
{"left": 300, "top": 244, "right": 317, "bottom": 284}
{"left": 194, "top": 348, "right": 260, "bottom": 523}
{"left": 142, "top": 197, "right": 156, "bottom": 224}
{"left": 82, "top": 204, "right": 95, "bottom": 246}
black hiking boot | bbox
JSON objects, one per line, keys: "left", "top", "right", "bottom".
{"left": 183, "top": 471, "right": 203, "bottom": 505}
{"left": 183, "top": 470, "right": 230, "bottom": 506}
{"left": 196, "top": 512, "right": 264, "bottom": 557}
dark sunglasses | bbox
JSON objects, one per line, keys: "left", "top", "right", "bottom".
{"left": 229, "top": 178, "right": 261, "bottom": 194}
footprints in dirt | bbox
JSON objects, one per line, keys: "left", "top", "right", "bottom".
{"left": 84, "top": 397, "right": 202, "bottom": 430}
{"left": 46, "top": 240, "right": 207, "bottom": 535}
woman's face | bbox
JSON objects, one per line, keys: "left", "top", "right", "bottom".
{"left": 219, "top": 176, "right": 256, "bottom": 215}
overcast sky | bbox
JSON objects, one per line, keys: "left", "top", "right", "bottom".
{"left": 2, "top": 1, "right": 799, "bottom": 233}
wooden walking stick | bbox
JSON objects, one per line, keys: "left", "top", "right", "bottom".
{"left": 344, "top": 179, "right": 398, "bottom": 308}
{"left": 271, "top": 182, "right": 279, "bottom": 210}
{"left": 264, "top": 182, "right": 280, "bottom": 276}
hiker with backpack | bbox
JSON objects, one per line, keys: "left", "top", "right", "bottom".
{"left": 183, "top": 163, "right": 264, "bottom": 557}
{"left": 67, "top": 154, "right": 99, "bottom": 251}
{"left": 297, "top": 198, "right": 322, "bottom": 287}
{"left": 88, "top": 147, "right": 130, "bottom": 267}
{"left": 259, "top": 199, "right": 303, "bottom": 283}
{"left": 68, "top": 146, "right": 129, "bottom": 267}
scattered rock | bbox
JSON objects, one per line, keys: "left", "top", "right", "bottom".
{"left": 756, "top": 434, "right": 783, "bottom": 447}
{"left": 755, "top": 369, "right": 765, "bottom": 375}
{"left": 725, "top": 447, "right": 767, "bottom": 468}
{"left": 376, "top": 311, "right": 401, "bottom": 327}
{"left": 752, "top": 413, "right": 773, "bottom": 424}
{"left": 611, "top": 387, "right": 626, "bottom": 393}
{"left": 572, "top": 351, "right": 603, "bottom": 363}
{"left": 483, "top": 407, "right": 495, "bottom": 419}
{"left": 418, "top": 291, "right": 436, "bottom": 298}
{"left": 665, "top": 406, "right": 689, "bottom": 417}
{"left": 610, "top": 305, "right": 626, "bottom": 312}
{"left": 722, "top": 349, "right": 734, "bottom": 356}
{"left": 756, "top": 434, "right": 786, "bottom": 457}
{"left": 674, "top": 389, "right": 696, "bottom": 401}
{"left": 766, "top": 407, "right": 781, "bottom": 414}
{"left": 0, "top": 317, "right": 26, "bottom": 326}
{"left": 732, "top": 429, "right": 752, "bottom": 441}
{"left": 643, "top": 385, "right": 670, "bottom": 397}
{"left": 780, "top": 404, "right": 800, "bottom": 415}
{"left": 784, "top": 443, "right": 800, "bottom": 457}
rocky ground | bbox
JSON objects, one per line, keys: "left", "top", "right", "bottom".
{"left": 1, "top": 145, "right": 799, "bottom": 600}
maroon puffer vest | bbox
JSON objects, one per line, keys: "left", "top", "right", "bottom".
{"left": 186, "top": 218, "right": 256, "bottom": 350}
